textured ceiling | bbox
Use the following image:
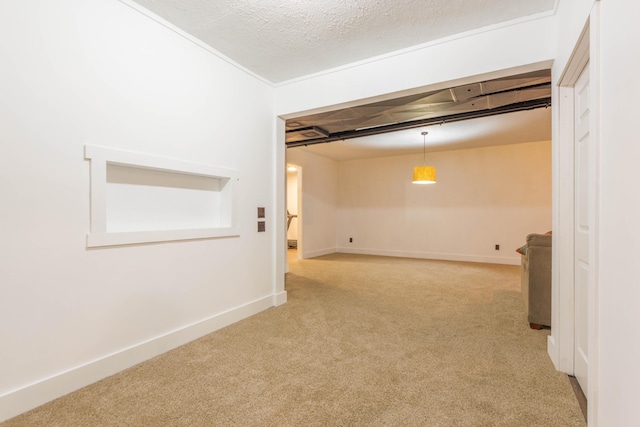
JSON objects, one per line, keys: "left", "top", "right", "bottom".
{"left": 127, "top": 0, "right": 555, "bottom": 159}
{"left": 129, "top": 0, "right": 556, "bottom": 83}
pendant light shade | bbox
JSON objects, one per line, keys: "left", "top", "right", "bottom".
{"left": 412, "top": 131, "right": 437, "bottom": 184}
{"left": 412, "top": 165, "right": 436, "bottom": 184}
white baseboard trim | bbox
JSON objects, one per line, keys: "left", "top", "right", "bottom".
{"left": 302, "top": 247, "right": 336, "bottom": 259}
{"left": 0, "top": 295, "right": 275, "bottom": 423}
{"left": 336, "top": 247, "right": 520, "bottom": 265}
{"left": 273, "top": 291, "right": 287, "bottom": 306}
{"left": 547, "top": 334, "right": 559, "bottom": 369}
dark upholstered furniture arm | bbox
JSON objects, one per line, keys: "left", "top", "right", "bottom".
{"left": 521, "top": 233, "right": 552, "bottom": 328}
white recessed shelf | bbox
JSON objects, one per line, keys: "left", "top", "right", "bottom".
{"left": 85, "top": 145, "right": 239, "bottom": 247}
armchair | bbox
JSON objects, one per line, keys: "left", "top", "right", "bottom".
{"left": 520, "top": 233, "right": 552, "bottom": 329}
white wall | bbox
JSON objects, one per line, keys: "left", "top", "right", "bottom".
{"left": 0, "top": 0, "right": 278, "bottom": 420}
{"left": 554, "top": 0, "right": 594, "bottom": 74}
{"left": 336, "top": 141, "right": 551, "bottom": 264}
{"left": 596, "top": 0, "right": 640, "bottom": 425}
{"left": 286, "top": 149, "right": 338, "bottom": 258}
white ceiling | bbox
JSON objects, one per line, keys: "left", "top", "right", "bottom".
{"left": 128, "top": 0, "right": 556, "bottom": 159}
{"left": 129, "top": 0, "right": 556, "bottom": 84}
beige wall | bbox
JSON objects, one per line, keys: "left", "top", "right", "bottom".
{"left": 286, "top": 148, "right": 339, "bottom": 258}
{"left": 286, "top": 169, "right": 299, "bottom": 240}
{"left": 336, "top": 141, "right": 552, "bottom": 264}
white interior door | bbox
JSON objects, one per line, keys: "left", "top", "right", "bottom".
{"left": 574, "top": 62, "right": 592, "bottom": 395}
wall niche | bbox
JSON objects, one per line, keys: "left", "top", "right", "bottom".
{"left": 85, "top": 145, "right": 239, "bottom": 247}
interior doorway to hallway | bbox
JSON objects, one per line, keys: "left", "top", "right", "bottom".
{"left": 286, "top": 164, "right": 301, "bottom": 261}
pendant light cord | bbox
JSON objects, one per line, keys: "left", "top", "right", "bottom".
{"left": 422, "top": 131, "right": 428, "bottom": 165}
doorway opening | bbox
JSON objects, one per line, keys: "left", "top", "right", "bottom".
{"left": 286, "top": 164, "right": 301, "bottom": 262}
{"left": 551, "top": 11, "right": 599, "bottom": 424}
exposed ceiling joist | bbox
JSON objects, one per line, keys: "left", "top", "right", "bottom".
{"left": 286, "top": 98, "right": 550, "bottom": 148}
{"left": 285, "top": 70, "right": 551, "bottom": 149}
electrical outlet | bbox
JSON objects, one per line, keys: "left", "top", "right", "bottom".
{"left": 349, "top": 237, "right": 353, "bottom": 243}
{"left": 495, "top": 244, "right": 500, "bottom": 250}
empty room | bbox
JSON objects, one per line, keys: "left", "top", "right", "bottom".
{"left": 1, "top": 1, "right": 639, "bottom": 425}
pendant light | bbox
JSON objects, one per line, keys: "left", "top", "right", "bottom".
{"left": 412, "top": 131, "right": 436, "bottom": 184}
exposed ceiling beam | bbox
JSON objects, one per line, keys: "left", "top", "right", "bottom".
{"left": 285, "top": 98, "right": 551, "bottom": 148}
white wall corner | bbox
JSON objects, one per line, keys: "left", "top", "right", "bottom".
{"left": 273, "top": 291, "right": 288, "bottom": 306}
{"left": 303, "top": 247, "right": 337, "bottom": 259}
{"left": 116, "top": 0, "right": 274, "bottom": 86}
{"left": 547, "top": 334, "right": 559, "bottom": 367}
{"left": 274, "top": 117, "right": 287, "bottom": 303}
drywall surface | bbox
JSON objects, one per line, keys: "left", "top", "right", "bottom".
{"left": 554, "top": 0, "right": 594, "bottom": 76}
{"left": 275, "top": 14, "right": 555, "bottom": 118}
{"left": 336, "top": 141, "right": 551, "bottom": 264}
{"left": 286, "top": 149, "right": 338, "bottom": 258}
{"left": 0, "top": 0, "right": 276, "bottom": 420}
{"left": 596, "top": 1, "right": 640, "bottom": 425}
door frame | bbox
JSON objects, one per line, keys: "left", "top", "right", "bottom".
{"left": 274, "top": 117, "right": 288, "bottom": 305}
{"left": 550, "top": 3, "right": 600, "bottom": 424}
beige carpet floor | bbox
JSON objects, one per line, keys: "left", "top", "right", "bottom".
{"left": 3, "top": 253, "right": 585, "bottom": 426}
